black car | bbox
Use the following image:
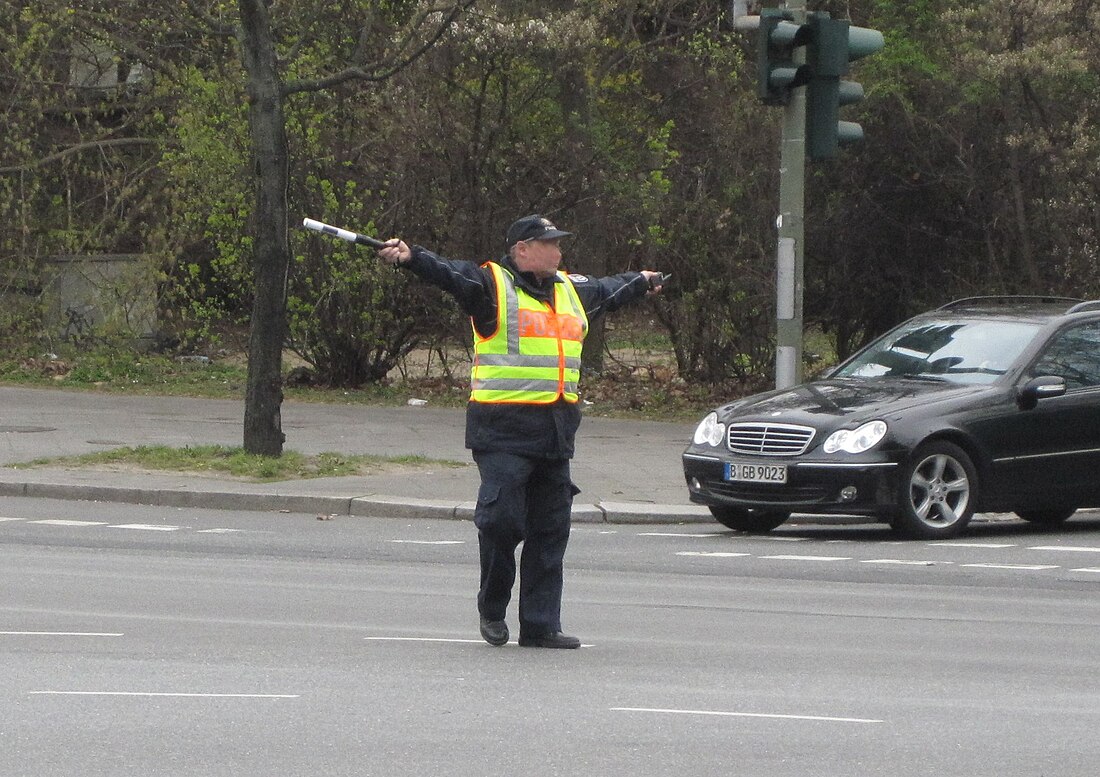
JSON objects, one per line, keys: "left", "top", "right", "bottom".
{"left": 682, "top": 297, "right": 1100, "bottom": 539}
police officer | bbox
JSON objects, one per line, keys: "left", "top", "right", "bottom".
{"left": 378, "top": 215, "right": 664, "bottom": 649}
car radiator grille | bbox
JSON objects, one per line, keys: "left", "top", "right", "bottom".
{"left": 727, "top": 423, "right": 815, "bottom": 456}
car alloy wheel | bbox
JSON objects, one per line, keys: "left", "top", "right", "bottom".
{"left": 891, "top": 441, "right": 977, "bottom": 539}
{"left": 708, "top": 506, "right": 791, "bottom": 533}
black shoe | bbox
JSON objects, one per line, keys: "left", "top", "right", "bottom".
{"left": 518, "top": 631, "right": 581, "bottom": 649}
{"left": 479, "top": 617, "right": 509, "bottom": 646}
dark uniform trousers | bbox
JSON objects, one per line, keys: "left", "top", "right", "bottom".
{"left": 472, "top": 450, "right": 578, "bottom": 637}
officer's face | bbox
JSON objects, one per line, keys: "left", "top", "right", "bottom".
{"left": 514, "top": 238, "right": 563, "bottom": 278}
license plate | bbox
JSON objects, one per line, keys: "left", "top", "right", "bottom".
{"left": 724, "top": 461, "right": 788, "bottom": 484}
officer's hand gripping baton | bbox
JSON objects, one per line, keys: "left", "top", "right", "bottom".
{"left": 648, "top": 272, "right": 671, "bottom": 290}
{"left": 302, "top": 217, "right": 385, "bottom": 249}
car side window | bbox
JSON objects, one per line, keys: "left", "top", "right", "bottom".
{"left": 1031, "top": 321, "right": 1100, "bottom": 390}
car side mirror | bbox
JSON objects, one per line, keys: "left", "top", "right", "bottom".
{"left": 1017, "top": 375, "right": 1067, "bottom": 410}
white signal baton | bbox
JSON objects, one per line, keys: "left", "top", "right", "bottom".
{"left": 302, "top": 217, "right": 386, "bottom": 249}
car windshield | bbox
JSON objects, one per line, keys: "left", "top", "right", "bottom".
{"left": 832, "top": 318, "right": 1042, "bottom": 385}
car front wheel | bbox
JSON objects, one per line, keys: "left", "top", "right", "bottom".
{"left": 890, "top": 441, "right": 978, "bottom": 539}
{"left": 709, "top": 506, "right": 790, "bottom": 533}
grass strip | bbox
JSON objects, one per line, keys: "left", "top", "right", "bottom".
{"left": 13, "top": 444, "right": 464, "bottom": 482}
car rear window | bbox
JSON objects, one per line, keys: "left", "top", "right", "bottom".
{"left": 833, "top": 319, "right": 1041, "bottom": 384}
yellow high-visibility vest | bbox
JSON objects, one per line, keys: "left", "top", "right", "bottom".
{"left": 470, "top": 262, "right": 589, "bottom": 404}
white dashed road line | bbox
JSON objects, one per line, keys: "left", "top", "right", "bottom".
{"left": 648, "top": 530, "right": 1100, "bottom": 573}
{"left": 0, "top": 631, "right": 123, "bottom": 637}
{"left": 930, "top": 542, "right": 1016, "bottom": 548}
{"left": 962, "top": 563, "right": 1059, "bottom": 571}
{"left": 28, "top": 691, "right": 298, "bottom": 699}
{"left": 388, "top": 540, "right": 464, "bottom": 545}
{"left": 366, "top": 636, "right": 485, "bottom": 644}
{"left": 860, "top": 559, "right": 947, "bottom": 566}
{"left": 611, "top": 706, "right": 882, "bottom": 724}
{"left": 676, "top": 551, "right": 751, "bottom": 558}
{"left": 3, "top": 518, "right": 254, "bottom": 534}
{"left": 364, "top": 636, "right": 596, "bottom": 648}
{"left": 30, "top": 519, "right": 108, "bottom": 527}
{"left": 107, "top": 524, "right": 182, "bottom": 531}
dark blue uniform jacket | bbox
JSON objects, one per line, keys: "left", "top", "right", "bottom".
{"left": 402, "top": 246, "right": 650, "bottom": 459}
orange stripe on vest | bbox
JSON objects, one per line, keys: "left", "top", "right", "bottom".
{"left": 518, "top": 308, "right": 584, "bottom": 341}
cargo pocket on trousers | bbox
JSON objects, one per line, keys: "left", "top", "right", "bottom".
{"left": 473, "top": 483, "right": 502, "bottom": 534}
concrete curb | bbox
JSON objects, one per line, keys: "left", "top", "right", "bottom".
{"left": 0, "top": 481, "right": 356, "bottom": 516}
{"left": 0, "top": 480, "right": 713, "bottom": 524}
{"left": 599, "top": 501, "right": 712, "bottom": 524}
{"left": 8, "top": 477, "right": 1073, "bottom": 529}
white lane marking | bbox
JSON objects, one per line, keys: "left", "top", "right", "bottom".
{"left": 930, "top": 542, "right": 1016, "bottom": 548}
{"left": 676, "top": 551, "right": 751, "bottom": 558}
{"left": 639, "top": 532, "right": 724, "bottom": 538}
{"left": 1071, "top": 568, "right": 1100, "bottom": 573}
{"left": 367, "top": 633, "right": 484, "bottom": 642}
{"left": 1029, "top": 545, "right": 1100, "bottom": 553}
{"left": 30, "top": 519, "right": 108, "bottom": 527}
{"left": 389, "top": 540, "right": 464, "bottom": 545}
{"left": 28, "top": 691, "right": 297, "bottom": 698}
{"left": 108, "top": 524, "right": 181, "bottom": 531}
{"left": 18, "top": 520, "right": 246, "bottom": 534}
{"left": 860, "top": 559, "right": 948, "bottom": 566}
{"left": 755, "top": 536, "right": 809, "bottom": 542}
{"left": 364, "top": 636, "right": 594, "bottom": 648}
{"left": 760, "top": 555, "right": 851, "bottom": 562}
{"left": 962, "top": 563, "right": 1059, "bottom": 571}
{"left": 367, "top": 637, "right": 485, "bottom": 644}
{"left": 0, "top": 632, "right": 123, "bottom": 637}
{"left": 611, "top": 707, "right": 882, "bottom": 724}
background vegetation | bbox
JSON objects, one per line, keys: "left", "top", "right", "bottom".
{"left": 2, "top": 1, "right": 1099, "bottom": 406}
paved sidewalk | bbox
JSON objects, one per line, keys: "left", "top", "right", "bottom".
{"left": 0, "top": 386, "right": 712, "bottom": 524}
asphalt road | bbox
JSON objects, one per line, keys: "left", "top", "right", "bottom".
{"left": 3, "top": 497, "right": 1100, "bottom": 777}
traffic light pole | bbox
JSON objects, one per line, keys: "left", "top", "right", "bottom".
{"left": 746, "top": 1, "right": 883, "bottom": 387}
{"left": 775, "top": 0, "right": 807, "bottom": 389}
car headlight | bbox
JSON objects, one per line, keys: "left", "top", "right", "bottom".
{"left": 822, "top": 420, "right": 887, "bottom": 454}
{"left": 692, "top": 412, "right": 726, "bottom": 447}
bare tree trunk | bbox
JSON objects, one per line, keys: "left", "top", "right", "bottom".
{"left": 555, "top": 60, "right": 609, "bottom": 375}
{"left": 1007, "top": 142, "right": 1040, "bottom": 290}
{"left": 238, "top": 0, "right": 289, "bottom": 456}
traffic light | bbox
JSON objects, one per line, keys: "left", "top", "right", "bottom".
{"left": 804, "top": 12, "right": 885, "bottom": 160}
{"left": 756, "top": 9, "right": 812, "bottom": 106}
